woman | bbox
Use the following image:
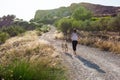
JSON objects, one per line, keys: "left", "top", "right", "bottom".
{"left": 71, "top": 29, "right": 79, "bottom": 55}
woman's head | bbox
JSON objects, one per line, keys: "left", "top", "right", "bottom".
{"left": 73, "top": 28, "right": 77, "bottom": 33}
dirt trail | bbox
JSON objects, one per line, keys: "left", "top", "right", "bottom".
{"left": 40, "top": 26, "right": 120, "bottom": 80}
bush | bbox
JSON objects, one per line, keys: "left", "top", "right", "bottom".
{"left": 90, "top": 21, "right": 100, "bottom": 31}
{"left": 0, "top": 60, "right": 66, "bottom": 80}
{"left": 95, "top": 40, "right": 120, "bottom": 54}
{"left": 1, "top": 26, "right": 25, "bottom": 37}
{"left": 40, "top": 25, "right": 50, "bottom": 33}
{"left": 36, "top": 25, "right": 50, "bottom": 33}
{"left": 0, "top": 31, "right": 10, "bottom": 44}
{"left": 108, "top": 14, "right": 120, "bottom": 31}
{"left": 56, "top": 18, "right": 73, "bottom": 34}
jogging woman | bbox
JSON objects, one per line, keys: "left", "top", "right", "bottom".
{"left": 71, "top": 29, "right": 79, "bottom": 55}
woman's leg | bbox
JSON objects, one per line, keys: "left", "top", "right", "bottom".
{"left": 72, "top": 41, "right": 78, "bottom": 55}
{"left": 74, "top": 41, "right": 78, "bottom": 50}
{"left": 72, "top": 41, "right": 75, "bottom": 51}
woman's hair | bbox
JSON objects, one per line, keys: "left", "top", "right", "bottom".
{"left": 73, "top": 28, "right": 77, "bottom": 33}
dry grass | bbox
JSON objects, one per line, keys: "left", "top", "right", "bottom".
{"left": 54, "top": 31, "right": 64, "bottom": 40}
{"left": 78, "top": 37, "right": 95, "bottom": 46}
{"left": 0, "top": 30, "right": 67, "bottom": 80}
{"left": 77, "top": 31, "right": 120, "bottom": 54}
{"left": 79, "top": 37, "right": 120, "bottom": 54}
{"left": 0, "top": 30, "right": 60, "bottom": 67}
{"left": 95, "top": 40, "right": 120, "bottom": 54}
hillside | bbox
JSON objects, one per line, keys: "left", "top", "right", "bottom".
{"left": 78, "top": 2, "right": 120, "bottom": 16}
{"left": 34, "top": 2, "right": 120, "bottom": 23}
{"left": 34, "top": 7, "right": 71, "bottom": 23}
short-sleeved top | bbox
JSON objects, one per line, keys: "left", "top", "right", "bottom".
{"left": 71, "top": 32, "right": 78, "bottom": 41}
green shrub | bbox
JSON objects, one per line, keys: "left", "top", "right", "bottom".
{"left": 0, "top": 60, "right": 34, "bottom": 80}
{"left": 56, "top": 18, "right": 73, "bottom": 34}
{"left": 2, "top": 26, "right": 25, "bottom": 37}
{"left": 41, "top": 25, "right": 50, "bottom": 32}
{"left": 0, "top": 60, "right": 66, "bottom": 80}
{"left": 108, "top": 14, "right": 120, "bottom": 31}
{"left": 36, "top": 25, "right": 50, "bottom": 33}
{"left": 0, "top": 31, "right": 10, "bottom": 44}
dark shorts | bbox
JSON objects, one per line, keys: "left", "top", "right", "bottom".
{"left": 72, "top": 40, "right": 78, "bottom": 51}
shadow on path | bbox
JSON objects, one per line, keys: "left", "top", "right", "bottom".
{"left": 65, "top": 53, "right": 73, "bottom": 59}
{"left": 77, "top": 55, "right": 106, "bottom": 73}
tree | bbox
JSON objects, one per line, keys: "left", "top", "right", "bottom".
{"left": 0, "top": 15, "right": 15, "bottom": 27}
{"left": 72, "top": 6, "right": 92, "bottom": 21}
{"left": 57, "top": 18, "right": 73, "bottom": 34}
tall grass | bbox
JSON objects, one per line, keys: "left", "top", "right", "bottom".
{"left": 95, "top": 40, "right": 120, "bottom": 54}
{"left": 78, "top": 37, "right": 120, "bottom": 54}
{"left": 0, "top": 60, "right": 66, "bottom": 80}
{"left": 0, "top": 30, "right": 67, "bottom": 80}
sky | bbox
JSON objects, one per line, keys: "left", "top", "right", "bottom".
{"left": 0, "top": 0, "right": 120, "bottom": 21}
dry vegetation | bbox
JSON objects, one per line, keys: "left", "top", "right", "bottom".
{"left": 54, "top": 30, "right": 120, "bottom": 54}
{"left": 54, "top": 31, "right": 64, "bottom": 40}
{"left": 0, "top": 30, "right": 61, "bottom": 66}
{"left": 78, "top": 31, "right": 120, "bottom": 54}
{"left": 0, "top": 30, "right": 66, "bottom": 80}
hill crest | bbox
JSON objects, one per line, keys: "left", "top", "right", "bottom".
{"left": 34, "top": 2, "right": 120, "bottom": 22}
